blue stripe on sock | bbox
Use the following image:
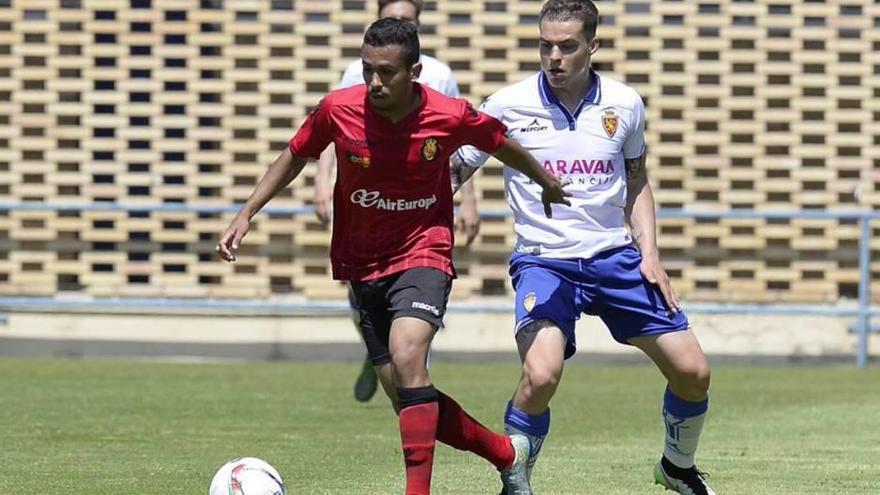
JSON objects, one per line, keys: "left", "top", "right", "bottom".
{"left": 663, "top": 388, "right": 708, "bottom": 418}
{"left": 504, "top": 401, "right": 551, "bottom": 437}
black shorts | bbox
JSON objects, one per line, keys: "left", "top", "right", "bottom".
{"left": 349, "top": 268, "right": 452, "bottom": 365}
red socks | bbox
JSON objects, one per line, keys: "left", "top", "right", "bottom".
{"left": 436, "top": 392, "right": 515, "bottom": 471}
{"left": 397, "top": 387, "right": 515, "bottom": 495}
{"left": 398, "top": 401, "right": 439, "bottom": 495}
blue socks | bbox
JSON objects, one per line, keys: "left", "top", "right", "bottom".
{"left": 662, "top": 387, "right": 708, "bottom": 469}
{"left": 504, "top": 401, "right": 551, "bottom": 475}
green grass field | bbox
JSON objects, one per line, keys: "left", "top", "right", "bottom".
{"left": 0, "top": 358, "right": 877, "bottom": 494}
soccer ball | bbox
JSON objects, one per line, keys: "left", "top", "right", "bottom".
{"left": 208, "top": 457, "right": 286, "bottom": 495}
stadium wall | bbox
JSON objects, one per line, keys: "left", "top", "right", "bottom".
{"left": 0, "top": 0, "right": 878, "bottom": 303}
{"left": 1, "top": 311, "right": 877, "bottom": 362}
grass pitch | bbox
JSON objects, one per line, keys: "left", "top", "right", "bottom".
{"left": 0, "top": 358, "right": 877, "bottom": 494}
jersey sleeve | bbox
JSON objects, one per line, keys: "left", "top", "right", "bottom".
{"left": 288, "top": 98, "right": 334, "bottom": 159}
{"left": 454, "top": 96, "right": 505, "bottom": 169}
{"left": 623, "top": 94, "right": 647, "bottom": 160}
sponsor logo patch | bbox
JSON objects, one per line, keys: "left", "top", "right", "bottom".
{"left": 350, "top": 189, "right": 437, "bottom": 211}
{"left": 520, "top": 118, "right": 548, "bottom": 133}
{"left": 346, "top": 151, "right": 371, "bottom": 168}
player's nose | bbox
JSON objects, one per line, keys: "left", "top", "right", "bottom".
{"left": 369, "top": 72, "right": 383, "bottom": 88}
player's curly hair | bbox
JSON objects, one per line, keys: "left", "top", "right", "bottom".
{"left": 540, "top": 0, "right": 600, "bottom": 40}
{"left": 363, "top": 17, "right": 421, "bottom": 68}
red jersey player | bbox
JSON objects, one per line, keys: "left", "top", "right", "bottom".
{"left": 217, "top": 18, "right": 568, "bottom": 495}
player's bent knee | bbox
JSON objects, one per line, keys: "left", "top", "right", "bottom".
{"left": 690, "top": 365, "right": 711, "bottom": 396}
{"left": 671, "top": 362, "right": 711, "bottom": 400}
{"left": 523, "top": 363, "right": 562, "bottom": 393}
{"left": 697, "top": 364, "right": 711, "bottom": 392}
{"left": 391, "top": 351, "right": 426, "bottom": 372}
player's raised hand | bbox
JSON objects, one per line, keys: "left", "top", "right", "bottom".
{"left": 540, "top": 174, "right": 572, "bottom": 218}
{"left": 640, "top": 252, "right": 681, "bottom": 313}
{"left": 491, "top": 138, "right": 572, "bottom": 218}
{"left": 216, "top": 215, "right": 251, "bottom": 262}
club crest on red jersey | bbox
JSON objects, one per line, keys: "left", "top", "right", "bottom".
{"left": 420, "top": 137, "right": 440, "bottom": 162}
{"left": 346, "top": 151, "right": 371, "bottom": 168}
{"left": 601, "top": 108, "right": 619, "bottom": 138}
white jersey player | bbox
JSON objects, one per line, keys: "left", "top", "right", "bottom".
{"left": 455, "top": 1, "right": 716, "bottom": 494}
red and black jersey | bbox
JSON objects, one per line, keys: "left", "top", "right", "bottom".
{"left": 289, "top": 83, "right": 507, "bottom": 281}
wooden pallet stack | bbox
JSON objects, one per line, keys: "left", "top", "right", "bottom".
{"left": 0, "top": 0, "right": 876, "bottom": 302}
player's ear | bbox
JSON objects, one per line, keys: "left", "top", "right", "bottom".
{"left": 588, "top": 37, "right": 600, "bottom": 55}
{"left": 410, "top": 61, "right": 422, "bottom": 80}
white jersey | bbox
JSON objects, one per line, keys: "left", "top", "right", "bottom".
{"left": 457, "top": 71, "right": 646, "bottom": 259}
{"left": 339, "top": 54, "right": 459, "bottom": 97}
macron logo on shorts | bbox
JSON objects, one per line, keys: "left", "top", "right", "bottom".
{"left": 411, "top": 301, "right": 440, "bottom": 316}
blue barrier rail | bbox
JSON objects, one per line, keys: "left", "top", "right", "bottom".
{"left": 0, "top": 202, "right": 876, "bottom": 366}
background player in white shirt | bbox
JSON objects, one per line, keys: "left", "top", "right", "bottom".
{"left": 455, "top": 1, "right": 716, "bottom": 494}
{"left": 313, "top": 0, "right": 481, "bottom": 403}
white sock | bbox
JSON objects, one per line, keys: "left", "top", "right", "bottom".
{"left": 662, "top": 388, "right": 709, "bottom": 469}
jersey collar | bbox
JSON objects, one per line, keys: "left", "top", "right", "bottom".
{"left": 538, "top": 69, "right": 601, "bottom": 130}
{"left": 365, "top": 82, "right": 427, "bottom": 127}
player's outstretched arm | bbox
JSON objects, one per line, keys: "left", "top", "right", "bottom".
{"left": 217, "top": 148, "right": 308, "bottom": 262}
{"left": 450, "top": 152, "right": 478, "bottom": 194}
{"left": 492, "top": 138, "right": 571, "bottom": 217}
{"left": 624, "top": 153, "right": 680, "bottom": 311}
{"left": 313, "top": 145, "right": 336, "bottom": 225}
